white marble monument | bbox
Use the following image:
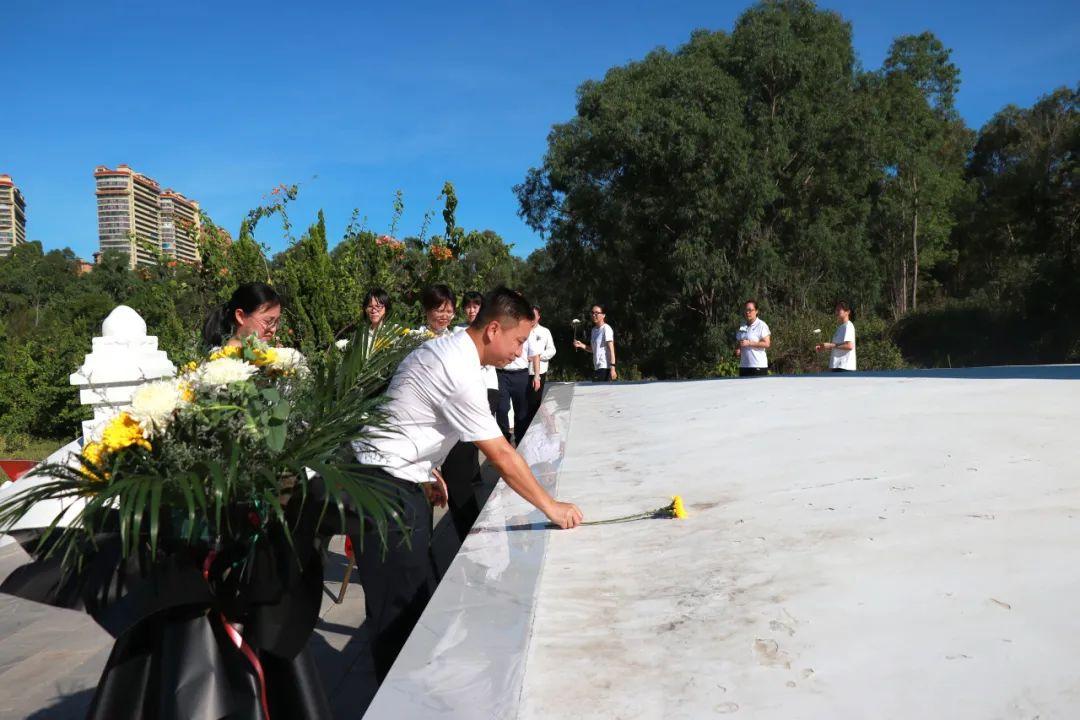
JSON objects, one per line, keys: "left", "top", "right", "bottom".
{"left": 0, "top": 306, "right": 173, "bottom": 539}
{"left": 70, "top": 305, "right": 176, "bottom": 441}
{"left": 368, "top": 366, "right": 1080, "bottom": 720}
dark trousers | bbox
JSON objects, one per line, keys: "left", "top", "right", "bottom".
{"left": 497, "top": 369, "right": 530, "bottom": 444}
{"left": 738, "top": 367, "right": 769, "bottom": 377}
{"left": 830, "top": 368, "right": 854, "bottom": 373}
{"left": 592, "top": 368, "right": 612, "bottom": 382}
{"left": 349, "top": 474, "right": 435, "bottom": 683}
{"left": 526, "top": 373, "right": 546, "bottom": 428}
{"left": 442, "top": 441, "right": 482, "bottom": 539}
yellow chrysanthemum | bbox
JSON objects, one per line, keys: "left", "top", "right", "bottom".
{"left": 179, "top": 381, "right": 195, "bottom": 403}
{"left": 80, "top": 441, "right": 109, "bottom": 481}
{"left": 671, "top": 495, "right": 687, "bottom": 520}
{"left": 250, "top": 347, "right": 278, "bottom": 367}
{"left": 101, "top": 412, "right": 152, "bottom": 454}
{"left": 209, "top": 346, "right": 242, "bottom": 361}
{"left": 181, "top": 360, "right": 199, "bottom": 374}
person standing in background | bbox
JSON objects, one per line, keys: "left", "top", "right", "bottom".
{"left": 574, "top": 303, "right": 616, "bottom": 382}
{"left": 816, "top": 300, "right": 856, "bottom": 372}
{"left": 437, "top": 291, "right": 498, "bottom": 571}
{"left": 735, "top": 300, "right": 771, "bottom": 377}
{"left": 526, "top": 304, "right": 556, "bottom": 427}
{"left": 496, "top": 307, "right": 538, "bottom": 445}
{"left": 418, "top": 285, "right": 456, "bottom": 338}
{"left": 455, "top": 291, "right": 499, "bottom": 413}
{"left": 363, "top": 287, "right": 391, "bottom": 332}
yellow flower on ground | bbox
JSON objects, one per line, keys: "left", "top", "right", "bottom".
{"left": 101, "top": 412, "right": 152, "bottom": 454}
{"left": 671, "top": 495, "right": 687, "bottom": 519}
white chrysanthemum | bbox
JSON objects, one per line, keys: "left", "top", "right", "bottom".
{"left": 269, "top": 347, "right": 308, "bottom": 375}
{"left": 195, "top": 357, "right": 257, "bottom": 389}
{"left": 129, "top": 379, "right": 186, "bottom": 436}
{"left": 334, "top": 339, "right": 349, "bottom": 350}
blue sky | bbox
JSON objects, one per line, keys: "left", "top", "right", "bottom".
{"left": 7, "top": 0, "right": 1078, "bottom": 260}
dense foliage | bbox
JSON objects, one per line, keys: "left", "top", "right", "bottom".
{"left": 1, "top": 0, "right": 1075, "bottom": 453}
{"left": 516, "top": 0, "right": 1077, "bottom": 378}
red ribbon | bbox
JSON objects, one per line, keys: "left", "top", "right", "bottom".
{"left": 203, "top": 550, "right": 271, "bottom": 720}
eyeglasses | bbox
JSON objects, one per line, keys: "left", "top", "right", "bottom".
{"left": 255, "top": 316, "right": 280, "bottom": 331}
{"left": 591, "top": 311, "right": 603, "bottom": 315}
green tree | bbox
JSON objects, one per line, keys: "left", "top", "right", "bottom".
{"left": 870, "top": 32, "right": 970, "bottom": 316}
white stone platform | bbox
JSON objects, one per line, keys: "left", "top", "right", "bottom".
{"left": 367, "top": 366, "right": 1080, "bottom": 719}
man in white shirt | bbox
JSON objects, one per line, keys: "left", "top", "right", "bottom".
{"left": 573, "top": 304, "right": 617, "bottom": 381}
{"left": 735, "top": 299, "right": 771, "bottom": 377}
{"left": 437, "top": 291, "right": 497, "bottom": 575}
{"left": 496, "top": 307, "right": 539, "bottom": 445}
{"left": 351, "top": 287, "right": 582, "bottom": 683}
{"left": 526, "top": 304, "right": 557, "bottom": 431}
{"left": 816, "top": 300, "right": 856, "bottom": 372}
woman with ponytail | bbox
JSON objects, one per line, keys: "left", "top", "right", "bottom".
{"left": 202, "top": 282, "right": 282, "bottom": 349}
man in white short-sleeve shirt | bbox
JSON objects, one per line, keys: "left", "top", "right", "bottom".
{"left": 574, "top": 304, "right": 617, "bottom": 381}
{"left": 816, "top": 300, "right": 856, "bottom": 372}
{"left": 350, "top": 287, "right": 583, "bottom": 684}
{"left": 735, "top": 300, "right": 771, "bottom": 376}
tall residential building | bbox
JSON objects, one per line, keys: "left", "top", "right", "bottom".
{"left": 159, "top": 190, "right": 201, "bottom": 264}
{"left": 0, "top": 174, "right": 27, "bottom": 257}
{"left": 95, "top": 165, "right": 162, "bottom": 268}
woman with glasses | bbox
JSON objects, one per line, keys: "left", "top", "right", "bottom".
{"left": 573, "top": 304, "right": 617, "bottom": 382}
{"left": 201, "top": 282, "right": 281, "bottom": 349}
{"left": 363, "top": 287, "right": 391, "bottom": 331}
{"left": 735, "top": 299, "right": 771, "bottom": 377}
{"left": 418, "top": 285, "right": 456, "bottom": 338}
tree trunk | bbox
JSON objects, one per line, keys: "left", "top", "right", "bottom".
{"left": 911, "top": 173, "right": 920, "bottom": 312}
{"left": 898, "top": 256, "right": 908, "bottom": 318}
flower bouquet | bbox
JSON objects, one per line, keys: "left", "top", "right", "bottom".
{"left": 0, "top": 321, "right": 422, "bottom": 720}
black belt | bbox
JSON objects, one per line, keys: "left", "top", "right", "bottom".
{"left": 497, "top": 368, "right": 529, "bottom": 374}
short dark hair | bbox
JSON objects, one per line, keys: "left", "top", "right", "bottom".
{"left": 591, "top": 302, "right": 606, "bottom": 314}
{"left": 462, "top": 290, "right": 484, "bottom": 308}
{"left": 363, "top": 287, "right": 391, "bottom": 314}
{"left": 835, "top": 300, "right": 851, "bottom": 313}
{"left": 744, "top": 299, "right": 758, "bottom": 310}
{"left": 472, "top": 286, "right": 533, "bottom": 329}
{"left": 421, "top": 284, "right": 456, "bottom": 312}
